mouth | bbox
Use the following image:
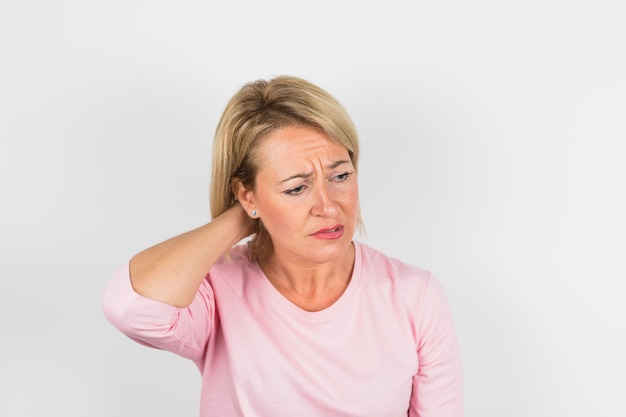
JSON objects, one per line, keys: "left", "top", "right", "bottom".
{"left": 311, "top": 225, "right": 345, "bottom": 239}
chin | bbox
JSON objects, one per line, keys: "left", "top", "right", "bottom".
{"left": 307, "top": 234, "right": 354, "bottom": 263}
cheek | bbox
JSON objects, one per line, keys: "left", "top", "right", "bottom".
{"left": 260, "top": 201, "right": 301, "bottom": 233}
{"left": 344, "top": 187, "right": 360, "bottom": 226}
{"left": 339, "top": 185, "right": 359, "bottom": 209}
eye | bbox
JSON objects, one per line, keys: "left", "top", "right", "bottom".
{"left": 284, "top": 184, "right": 307, "bottom": 195}
{"left": 331, "top": 171, "right": 354, "bottom": 182}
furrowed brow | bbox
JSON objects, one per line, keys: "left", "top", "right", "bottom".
{"left": 279, "top": 172, "right": 312, "bottom": 184}
{"left": 278, "top": 160, "right": 351, "bottom": 184}
{"left": 328, "top": 160, "right": 350, "bottom": 169}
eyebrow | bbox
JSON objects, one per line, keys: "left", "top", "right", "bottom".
{"left": 278, "top": 160, "right": 351, "bottom": 184}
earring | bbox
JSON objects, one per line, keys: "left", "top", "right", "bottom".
{"left": 252, "top": 210, "right": 257, "bottom": 217}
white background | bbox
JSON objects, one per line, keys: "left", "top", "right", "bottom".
{"left": 1, "top": 1, "right": 625, "bottom": 416}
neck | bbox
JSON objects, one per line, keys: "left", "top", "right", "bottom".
{"left": 260, "top": 243, "right": 355, "bottom": 311}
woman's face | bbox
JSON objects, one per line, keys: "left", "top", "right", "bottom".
{"left": 249, "top": 125, "right": 359, "bottom": 266}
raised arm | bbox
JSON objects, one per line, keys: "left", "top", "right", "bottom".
{"left": 129, "top": 203, "right": 255, "bottom": 308}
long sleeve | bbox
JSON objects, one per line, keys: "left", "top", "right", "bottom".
{"left": 409, "top": 274, "right": 464, "bottom": 416}
{"left": 101, "top": 263, "right": 215, "bottom": 364}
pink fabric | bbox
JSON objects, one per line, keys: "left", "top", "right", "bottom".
{"left": 102, "top": 241, "right": 463, "bottom": 416}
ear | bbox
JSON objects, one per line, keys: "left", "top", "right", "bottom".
{"left": 232, "top": 179, "right": 256, "bottom": 216}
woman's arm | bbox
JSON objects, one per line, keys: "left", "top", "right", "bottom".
{"left": 129, "top": 203, "right": 254, "bottom": 308}
{"left": 410, "top": 275, "right": 464, "bottom": 416}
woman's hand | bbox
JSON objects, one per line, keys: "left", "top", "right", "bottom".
{"left": 128, "top": 201, "right": 258, "bottom": 307}
{"left": 222, "top": 201, "right": 257, "bottom": 244}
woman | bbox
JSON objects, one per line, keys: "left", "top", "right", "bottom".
{"left": 102, "top": 75, "right": 463, "bottom": 416}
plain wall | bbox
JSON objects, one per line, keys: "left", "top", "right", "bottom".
{"left": 1, "top": 1, "right": 624, "bottom": 416}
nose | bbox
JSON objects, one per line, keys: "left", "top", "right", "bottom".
{"left": 311, "top": 183, "right": 338, "bottom": 217}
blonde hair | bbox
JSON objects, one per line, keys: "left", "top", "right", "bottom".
{"left": 210, "top": 75, "right": 361, "bottom": 261}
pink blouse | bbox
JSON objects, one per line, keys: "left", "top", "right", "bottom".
{"left": 102, "top": 241, "right": 463, "bottom": 416}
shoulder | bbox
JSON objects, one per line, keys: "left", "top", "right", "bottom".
{"left": 354, "top": 240, "right": 437, "bottom": 311}
{"left": 208, "top": 243, "right": 261, "bottom": 296}
{"left": 214, "top": 243, "right": 255, "bottom": 269}
{"left": 355, "top": 240, "right": 431, "bottom": 285}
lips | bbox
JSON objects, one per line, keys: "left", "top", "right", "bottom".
{"left": 311, "top": 225, "right": 344, "bottom": 239}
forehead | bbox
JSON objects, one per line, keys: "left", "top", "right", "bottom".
{"left": 255, "top": 126, "right": 351, "bottom": 170}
